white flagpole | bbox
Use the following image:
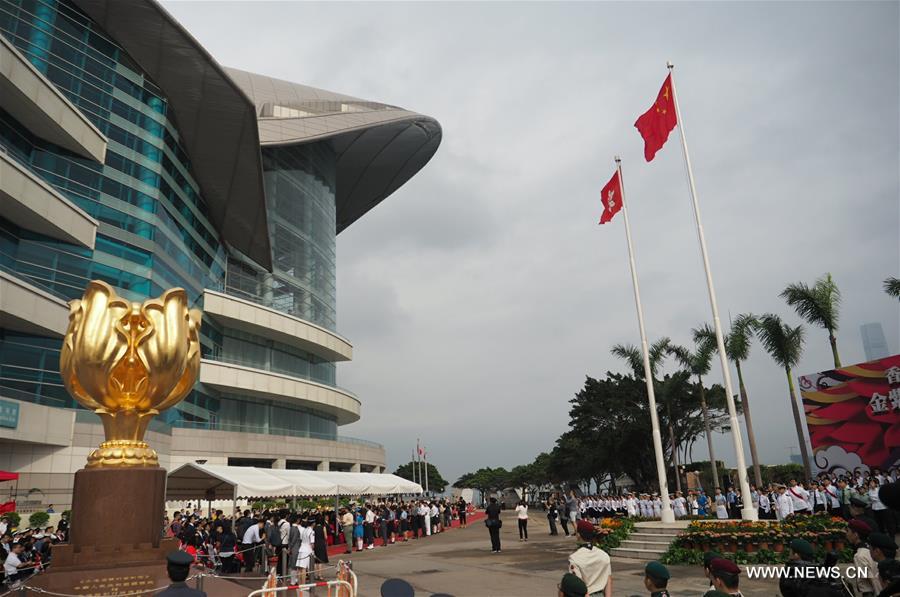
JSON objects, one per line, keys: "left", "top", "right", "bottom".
{"left": 616, "top": 157, "right": 675, "bottom": 523}
{"left": 424, "top": 449, "right": 430, "bottom": 495}
{"left": 416, "top": 439, "right": 422, "bottom": 487}
{"left": 667, "top": 62, "right": 757, "bottom": 520}
{"left": 412, "top": 449, "right": 416, "bottom": 484}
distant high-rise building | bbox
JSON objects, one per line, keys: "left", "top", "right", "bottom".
{"left": 860, "top": 323, "right": 890, "bottom": 361}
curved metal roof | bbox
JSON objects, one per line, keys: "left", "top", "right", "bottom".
{"left": 70, "top": 1, "right": 441, "bottom": 269}
{"left": 225, "top": 68, "right": 442, "bottom": 233}
{"left": 71, "top": 0, "right": 272, "bottom": 269}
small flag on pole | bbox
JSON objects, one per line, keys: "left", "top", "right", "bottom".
{"left": 634, "top": 74, "right": 678, "bottom": 162}
{"left": 598, "top": 170, "right": 623, "bottom": 224}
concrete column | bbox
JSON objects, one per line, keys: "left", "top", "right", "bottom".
{"left": 317, "top": 460, "right": 330, "bottom": 472}
{"left": 272, "top": 458, "right": 286, "bottom": 469}
{"left": 350, "top": 463, "right": 361, "bottom": 473}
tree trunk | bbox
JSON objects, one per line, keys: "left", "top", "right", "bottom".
{"left": 736, "top": 361, "right": 763, "bottom": 488}
{"left": 785, "top": 368, "right": 812, "bottom": 479}
{"left": 829, "top": 332, "right": 841, "bottom": 368}
{"left": 699, "top": 378, "right": 720, "bottom": 490}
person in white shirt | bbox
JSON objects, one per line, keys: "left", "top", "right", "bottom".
{"left": 713, "top": 488, "right": 728, "bottom": 519}
{"left": 776, "top": 485, "right": 794, "bottom": 521}
{"left": 868, "top": 479, "right": 890, "bottom": 535}
{"left": 787, "top": 479, "right": 810, "bottom": 513}
{"left": 626, "top": 494, "right": 637, "bottom": 517}
{"left": 673, "top": 491, "right": 687, "bottom": 518}
{"left": 419, "top": 503, "right": 431, "bottom": 537}
{"left": 822, "top": 478, "right": 841, "bottom": 515}
{"left": 759, "top": 488, "right": 772, "bottom": 519}
{"left": 4, "top": 543, "right": 28, "bottom": 584}
{"left": 652, "top": 495, "right": 662, "bottom": 519}
{"left": 241, "top": 519, "right": 264, "bottom": 572}
{"left": 365, "top": 506, "right": 377, "bottom": 548}
{"left": 295, "top": 517, "right": 315, "bottom": 586}
{"left": 430, "top": 503, "right": 440, "bottom": 533}
{"left": 515, "top": 500, "right": 529, "bottom": 541}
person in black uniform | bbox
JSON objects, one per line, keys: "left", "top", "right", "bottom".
{"left": 158, "top": 550, "right": 206, "bottom": 596}
{"left": 312, "top": 515, "right": 329, "bottom": 581}
{"left": 485, "top": 497, "right": 502, "bottom": 553}
{"left": 548, "top": 500, "right": 559, "bottom": 536}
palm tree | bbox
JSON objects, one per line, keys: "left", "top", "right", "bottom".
{"left": 754, "top": 313, "right": 811, "bottom": 479}
{"left": 610, "top": 339, "right": 681, "bottom": 490}
{"left": 669, "top": 342, "right": 720, "bottom": 489}
{"left": 694, "top": 315, "right": 763, "bottom": 488}
{"left": 781, "top": 273, "right": 842, "bottom": 368}
{"left": 885, "top": 277, "right": 900, "bottom": 300}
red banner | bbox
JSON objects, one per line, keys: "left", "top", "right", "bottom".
{"left": 0, "top": 501, "right": 15, "bottom": 514}
{"left": 800, "top": 354, "right": 900, "bottom": 474}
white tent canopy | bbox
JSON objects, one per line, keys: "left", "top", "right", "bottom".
{"left": 166, "top": 463, "right": 423, "bottom": 501}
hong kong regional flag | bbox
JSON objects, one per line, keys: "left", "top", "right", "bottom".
{"left": 634, "top": 74, "right": 677, "bottom": 161}
{"left": 598, "top": 170, "right": 623, "bottom": 224}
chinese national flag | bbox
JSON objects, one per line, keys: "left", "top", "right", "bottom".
{"left": 599, "top": 170, "right": 623, "bottom": 224}
{"left": 0, "top": 501, "right": 14, "bottom": 514}
{"left": 634, "top": 74, "right": 677, "bottom": 161}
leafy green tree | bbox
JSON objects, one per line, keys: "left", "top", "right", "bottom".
{"left": 453, "top": 467, "right": 510, "bottom": 504}
{"left": 29, "top": 511, "right": 50, "bottom": 528}
{"left": 884, "top": 277, "right": 900, "bottom": 300}
{"left": 781, "top": 273, "right": 842, "bottom": 367}
{"left": 754, "top": 313, "right": 811, "bottom": 479}
{"left": 755, "top": 464, "right": 806, "bottom": 486}
{"left": 669, "top": 342, "right": 720, "bottom": 488}
{"left": 694, "top": 314, "right": 763, "bottom": 487}
{"left": 611, "top": 339, "right": 681, "bottom": 490}
{"left": 394, "top": 461, "right": 448, "bottom": 494}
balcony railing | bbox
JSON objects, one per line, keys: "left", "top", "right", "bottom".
{"left": 168, "top": 419, "right": 383, "bottom": 449}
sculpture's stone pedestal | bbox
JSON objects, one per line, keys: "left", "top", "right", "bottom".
{"left": 27, "top": 466, "right": 250, "bottom": 594}
{"left": 48, "top": 467, "right": 171, "bottom": 570}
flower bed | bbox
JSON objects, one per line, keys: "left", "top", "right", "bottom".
{"left": 661, "top": 513, "right": 851, "bottom": 565}
{"left": 592, "top": 517, "right": 635, "bottom": 551}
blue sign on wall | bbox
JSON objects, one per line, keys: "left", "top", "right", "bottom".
{"left": 0, "top": 400, "right": 19, "bottom": 429}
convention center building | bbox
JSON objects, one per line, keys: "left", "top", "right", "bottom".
{"left": 0, "top": 0, "right": 441, "bottom": 508}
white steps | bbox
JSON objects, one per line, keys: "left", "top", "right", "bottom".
{"left": 610, "top": 522, "right": 684, "bottom": 561}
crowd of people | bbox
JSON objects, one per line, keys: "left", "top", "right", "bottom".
{"left": 162, "top": 496, "right": 471, "bottom": 584}
{"left": 543, "top": 471, "right": 900, "bottom": 597}
{"left": 539, "top": 466, "right": 899, "bottom": 530}
{"left": 0, "top": 515, "right": 68, "bottom": 586}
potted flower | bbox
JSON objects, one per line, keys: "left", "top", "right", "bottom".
{"left": 771, "top": 530, "right": 784, "bottom": 553}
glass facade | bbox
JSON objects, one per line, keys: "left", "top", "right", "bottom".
{"left": 225, "top": 143, "right": 338, "bottom": 331}
{"left": 0, "top": 0, "right": 343, "bottom": 441}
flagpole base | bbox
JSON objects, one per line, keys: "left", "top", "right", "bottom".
{"left": 740, "top": 506, "right": 759, "bottom": 521}
{"left": 660, "top": 507, "right": 675, "bottom": 523}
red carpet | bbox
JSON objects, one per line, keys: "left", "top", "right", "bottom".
{"left": 325, "top": 512, "right": 486, "bottom": 558}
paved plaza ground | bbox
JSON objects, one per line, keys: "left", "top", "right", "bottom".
{"left": 337, "top": 510, "right": 778, "bottom": 597}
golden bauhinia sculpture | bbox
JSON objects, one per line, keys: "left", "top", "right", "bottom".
{"left": 60, "top": 280, "right": 201, "bottom": 468}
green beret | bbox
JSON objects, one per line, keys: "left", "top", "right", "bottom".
{"left": 703, "top": 551, "right": 722, "bottom": 568}
{"left": 850, "top": 494, "right": 870, "bottom": 508}
{"left": 645, "top": 560, "right": 670, "bottom": 581}
{"left": 559, "top": 572, "right": 588, "bottom": 596}
{"left": 869, "top": 532, "right": 898, "bottom": 551}
{"left": 789, "top": 538, "right": 814, "bottom": 559}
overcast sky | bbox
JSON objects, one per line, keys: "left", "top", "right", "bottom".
{"left": 163, "top": 1, "right": 899, "bottom": 484}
